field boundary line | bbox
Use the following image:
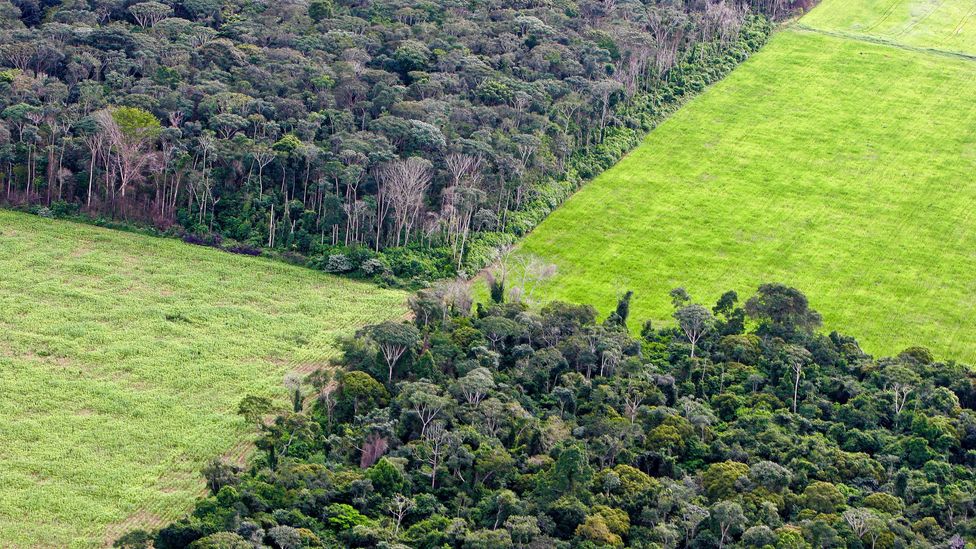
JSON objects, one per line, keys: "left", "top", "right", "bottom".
{"left": 793, "top": 23, "right": 976, "bottom": 62}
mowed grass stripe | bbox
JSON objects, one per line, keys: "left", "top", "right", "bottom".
{"left": 0, "top": 210, "right": 405, "bottom": 548}
{"left": 518, "top": 28, "right": 976, "bottom": 362}
{"left": 802, "top": 0, "right": 976, "bottom": 55}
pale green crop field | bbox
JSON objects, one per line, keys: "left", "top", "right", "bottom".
{"left": 0, "top": 210, "right": 405, "bottom": 547}
{"left": 802, "top": 0, "right": 976, "bottom": 55}
{"left": 518, "top": 27, "right": 976, "bottom": 362}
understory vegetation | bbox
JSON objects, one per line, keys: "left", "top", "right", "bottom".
{"left": 0, "top": 0, "right": 787, "bottom": 285}
{"left": 134, "top": 283, "right": 976, "bottom": 548}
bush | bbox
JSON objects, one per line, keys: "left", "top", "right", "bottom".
{"left": 223, "top": 242, "right": 262, "bottom": 256}
{"left": 182, "top": 232, "right": 222, "bottom": 247}
{"left": 324, "top": 253, "right": 354, "bottom": 273}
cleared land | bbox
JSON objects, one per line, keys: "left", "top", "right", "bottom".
{"left": 0, "top": 210, "right": 405, "bottom": 547}
{"left": 518, "top": 26, "right": 976, "bottom": 362}
{"left": 801, "top": 0, "right": 976, "bottom": 55}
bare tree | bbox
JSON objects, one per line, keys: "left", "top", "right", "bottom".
{"left": 316, "top": 377, "right": 339, "bottom": 427}
{"left": 387, "top": 494, "right": 415, "bottom": 538}
{"left": 414, "top": 421, "right": 451, "bottom": 489}
{"left": 647, "top": 7, "right": 688, "bottom": 77}
{"left": 509, "top": 254, "right": 557, "bottom": 304}
{"left": 784, "top": 345, "right": 812, "bottom": 413}
{"left": 357, "top": 432, "right": 389, "bottom": 468}
{"left": 81, "top": 130, "right": 106, "bottom": 207}
{"left": 374, "top": 157, "right": 433, "bottom": 249}
{"left": 251, "top": 143, "right": 276, "bottom": 196}
{"left": 843, "top": 508, "right": 871, "bottom": 541}
{"left": 93, "top": 108, "right": 160, "bottom": 200}
{"left": 442, "top": 153, "right": 484, "bottom": 267}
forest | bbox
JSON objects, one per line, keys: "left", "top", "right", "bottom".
{"left": 124, "top": 282, "right": 976, "bottom": 548}
{"left": 0, "top": 0, "right": 794, "bottom": 284}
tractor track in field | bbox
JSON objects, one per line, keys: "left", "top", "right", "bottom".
{"left": 794, "top": 23, "right": 976, "bottom": 60}
{"left": 896, "top": 0, "right": 946, "bottom": 38}
{"left": 940, "top": 2, "right": 976, "bottom": 46}
{"left": 864, "top": 0, "right": 904, "bottom": 31}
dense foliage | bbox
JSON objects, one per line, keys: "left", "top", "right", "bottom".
{"left": 135, "top": 283, "right": 976, "bottom": 548}
{"left": 0, "top": 0, "right": 783, "bottom": 284}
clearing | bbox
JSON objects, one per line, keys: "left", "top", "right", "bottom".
{"left": 0, "top": 210, "right": 405, "bottom": 547}
{"left": 517, "top": 8, "right": 976, "bottom": 362}
{"left": 801, "top": 0, "right": 976, "bottom": 55}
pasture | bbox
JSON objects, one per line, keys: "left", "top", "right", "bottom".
{"left": 0, "top": 210, "right": 405, "bottom": 547}
{"left": 518, "top": 27, "right": 976, "bottom": 362}
{"left": 801, "top": 0, "right": 976, "bottom": 55}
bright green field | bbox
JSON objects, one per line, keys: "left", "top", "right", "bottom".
{"left": 802, "top": 0, "right": 976, "bottom": 55}
{"left": 0, "top": 210, "right": 405, "bottom": 547}
{"left": 518, "top": 28, "right": 976, "bottom": 362}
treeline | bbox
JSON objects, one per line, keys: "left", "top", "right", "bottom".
{"left": 0, "top": 0, "right": 790, "bottom": 284}
{"left": 123, "top": 283, "right": 976, "bottom": 548}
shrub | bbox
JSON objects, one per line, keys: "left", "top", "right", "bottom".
{"left": 324, "top": 253, "right": 353, "bottom": 273}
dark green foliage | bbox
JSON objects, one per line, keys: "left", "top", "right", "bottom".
{"left": 0, "top": 0, "right": 773, "bottom": 286}
{"left": 141, "top": 283, "right": 976, "bottom": 548}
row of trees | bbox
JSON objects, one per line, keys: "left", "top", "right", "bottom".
{"left": 0, "top": 0, "right": 785, "bottom": 283}
{"left": 124, "top": 282, "right": 976, "bottom": 548}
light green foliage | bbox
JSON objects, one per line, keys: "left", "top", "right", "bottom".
{"left": 110, "top": 106, "right": 161, "bottom": 141}
{"left": 801, "top": 0, "right": 976, "bottom": 55}
{"left": 0, "top": 211, "right": 404, "bottom": 547}
{"left": 518, "top": 28, "right": 976, "bottom": 361}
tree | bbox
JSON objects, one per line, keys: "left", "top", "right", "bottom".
{"left": 366, "top": 321, "right": 420, "bottom": 382}
{"left": 478, "top": 316, "right": 521, "bottom": 349}
{"left": 237, "top": 395, "right": 274, "bottom": 427}
{"left": 187, "top": 532, "right": 251, "bottom": 549}
{"left": 505, "top": 515, "right": 540, "bottom": 547}
{"left": 801, "top": 481, "right": 845, "bottom": 514}
{"left": 94, "top": 107, "right": 160, "bottom": 199}
{"left": 879, "top": 364, "right": 920, "bottom": 420}
{"left": 128, "top": 1, "right": 172, "bottom": 27}
{"left": 339, "top": 371, "right": 387, "bottom": 417}
{"left": 413, "top": 420, "right": 453, "bottom": 489}
{"left": 455, "top": 367, "right": 495, "bottom": 407}
{"left": 703, "top": 460, "right": 749, "bottom": 501}
{"left": 399, "top": 380, "right": 450, "bottom": 438}
{"left": 843, "top": 507, "right": 874, "bottom": 541}
{"left": 711, "top": 500, "right": 745, "bottom": 549}
{"left": 283, "top": 372, "right": 303, "bottom": 413}
{"left": 612, "top": 290, "right": 634, "bottom": 327}
{"left": 745, "top": 284, "right": 822, "bottom": 340}
{"left": 749, "top": 460, "right": 792, "bottom": 492}
{"left": 374, "top": 157, "right": 432, "bottom": 248}
{"left": 387, "top": 494, "right": 414, "bottom": 537}
{"left": 549, "top": 442, "right": 593, "bottom": 497}
{"left": 784, "top": 344, "right": 812, "bottom": 413}
{"left": 575, "top": 514, "right": 621, "bottom": 547}
{"left": 674, "top": 303, "right": 714, "bottom": 359}
{"left": 509, "top": 254, "right": 557, "bottom": 304}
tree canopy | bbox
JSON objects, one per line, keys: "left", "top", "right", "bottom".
{"left": 135, "top": 283, "right": 976, "bottom": 548}
{"left": 0, "top": 0, "right": 781, "bottom": 286}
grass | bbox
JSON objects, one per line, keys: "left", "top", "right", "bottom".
{"left": 801, "top": 0, "right": 976, "bottom": 55}
{"left": 0, "top": 210, "right": 405, "bottom": 548}
{"left": 517, "top": 26, "right": 976, "bottom": 363}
